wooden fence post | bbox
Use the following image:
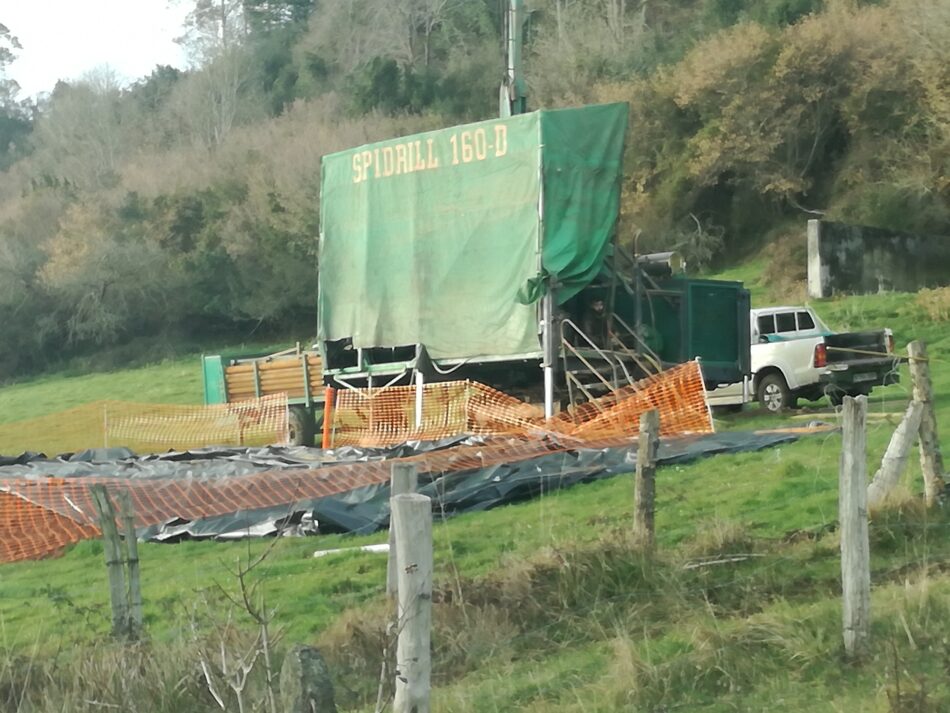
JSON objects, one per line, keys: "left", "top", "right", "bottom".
{"left": 840, "top": 395, "right": 871, "bottom": 659}
{"left": 392, "top": 493, "right": 432, "bottom": 713}
{"left": 116, "top": 490, "right": 143, "bottom": 638}
{"left": 634, "top": 410, "right": 660, "bottom": 549}
{"left": 908, "top": 341, "right": 945, "bottom": 506}
{"left": 90, "top": 485, "right": 130, "bottom": 639}
{"left": 867, "top": 401, "right": 923, "bottom": 509}
{"left": 387, "top": 463, "right": 419, "bottom": 599}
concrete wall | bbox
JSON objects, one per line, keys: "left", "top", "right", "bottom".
{"left": 807, "top": 219, "right": 950, "bottom": 298}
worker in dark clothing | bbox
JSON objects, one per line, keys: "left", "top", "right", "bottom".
{"left": 582, "top": 298, "right": 609, "bottom": 348}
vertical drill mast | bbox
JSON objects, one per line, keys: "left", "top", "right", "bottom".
{"left": 499, "top": 0, "right": 527, "bottom": 118}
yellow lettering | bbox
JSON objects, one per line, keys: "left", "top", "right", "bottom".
{"left": 426, "top": 138, "right": 439, "bottom": 168}
{"left": 395, "top": 144, "right": 409, "bottom": 174}
{"left": 360, "top": 150, "right": 373, "bottom": 182}
{"left": 494, "top": 125, "right": 508, "bottom": 157}
{"left": 352, "top": 152, "right": 362, "bottom": 183}
{"left": 414, "top": 141, "right": 426, "bottom": 171}
{"left": 373, "top": 148, "right": 381, "bottom": 178}
{"left": 383, "top": 147, "right": 395, "bottom": 176}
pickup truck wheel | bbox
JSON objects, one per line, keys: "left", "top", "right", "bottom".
{"left": 757, "top": 373, "right": 793, "bottom": 413}
{"left": 287, "top": 406, "right": 314, "bottom": 447}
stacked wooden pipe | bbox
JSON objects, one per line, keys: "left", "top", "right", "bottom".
{"left": 224, "top": 353, "right": 323, "bottom": 402}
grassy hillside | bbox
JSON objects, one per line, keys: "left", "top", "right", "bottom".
{"left": 0, "top": 339, "right": 294, "bottom": 426}
{"left": 1, "top": 287, "right": 949, "bottom": 710}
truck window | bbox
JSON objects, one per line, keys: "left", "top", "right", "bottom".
{"left": 796, "top": 311, "right": 815, "bottom": 330}
{"left": 776, "top": 312, "right": 796, "bottom": 333}
{"left": 757, "top": 314, "right": 776, "bottom": 335}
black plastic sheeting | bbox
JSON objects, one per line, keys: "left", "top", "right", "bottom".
{"left": 1, "top": 431, "right": 798, "bottom": 542}
{"left": 0, "top": 436, "right": 478, "bottom": 480}
{"left": 303, "top": 431, "right": 800, "bottom": 535}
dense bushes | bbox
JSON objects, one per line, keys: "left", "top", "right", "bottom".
{"left": 0, "top": 0, "right": 947, "bottom": 378}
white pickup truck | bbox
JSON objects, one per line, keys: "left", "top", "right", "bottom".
{"left": 707, "top": 306, "right": 898, "bottom": 412}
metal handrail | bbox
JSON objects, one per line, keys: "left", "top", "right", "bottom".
{"left": 559, "top": 320, "right": 619, "bottom": 390}
{"left": 558, "top": 319, "right": 631, "bottom": 393}
{"left": 610, "top": 312, "right": 664, "bottom": 373}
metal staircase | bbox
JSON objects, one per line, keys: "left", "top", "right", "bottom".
{"left": 558, "top": 313, "right": 664, "bottom": 418}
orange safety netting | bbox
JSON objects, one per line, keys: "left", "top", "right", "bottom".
{"left": 558, "top": 360, "right": 712, "bottom": 440}
{"left": 0, "top": 395, "right": 289, "bottom": 456}
{"left": 0, "top": 430, "right": 639, "bottom": 563}
{"left": 328, "top": 361, "right": 711, "bottom": 447}
{"left": 0, "top": 362, "right": 711, "bottom": 563}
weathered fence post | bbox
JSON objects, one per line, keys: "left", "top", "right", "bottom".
{"left": 867, "top": 401, "right": 923, "bottom": 509}
{"left": 908, "top": 341, "right": 945, "bottom": 505}
{"left": 392, "top": 493, "right": 432, "bottom": 713}
{"left": 388, "top": 463, "right": 419, "bottom": 599}
{"left": 116, "top": 490, "right": 143, "bottom": 638}
{"left": 840, "top": 395, "right": 871, "bottom": 659}
{"left": 634, "top": 410, "right": 660, "bottom": 549}
{"left": 90, "top": 485, "right": 130, "bottom": 639}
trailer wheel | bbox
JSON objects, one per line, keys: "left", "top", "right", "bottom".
{"left": 287, "top": 406, "right": 315, "bottom": 446}
{"left": 757, "top": 373, "right": 794, "bottom": 413}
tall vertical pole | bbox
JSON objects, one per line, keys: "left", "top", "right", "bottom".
{"left": 90, "top": 485, "right": 130, "bottom": 639}
{"left": 908, "top": 340, "right": 945, "bottom": 505}
{"left": 414, "top": 371, "right": 425, "bottom": 430}
{"left": 542, "top": 291, "right": 555, "bottom": 419}
{"left": 117, "top": 489, "right": 143, "bottom": 639}
{"left": 387, "top": 463, "right": 419, "bottom": 599}
{"left": 840, "top": 395, "right": 871, "bottom": 659}
{"left": 499, "top": 0, "right": 526, "bottom": 118}
{"left": 392, "top": 493, "right": 433, "bottom": 713}
{"left": 634, "top": 410, "right": 660, "bottom": 548}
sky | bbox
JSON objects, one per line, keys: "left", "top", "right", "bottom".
{"left": 2, "top": 0, "right": 191, "bottom": 98}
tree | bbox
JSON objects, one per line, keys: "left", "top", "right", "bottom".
{"left": 244, "top": 0, "right": 315, "bottom": 34}
{"left": 40, "top": 202, "right": 174, "bottom": 345}
{"left": 0, "top": 22, "right": 31, "bottom": 169}
{"left": 0, "top": 22, "right": 21, "bottom": 107}
{"left": 30, "top": 68, "right": 127, "bottom": 189}
{"left": 173, "top": 1, "right": 259, "bottom": 148}
{"left": 176, "top": 0, "right": 248, "bottom": 63}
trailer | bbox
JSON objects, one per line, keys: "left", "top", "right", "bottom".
{"left": 317, "top": 105, "right": 751, "bottom": 415}
{"left": 202, "top": 346, "right": 324, "bottom": 445}
{"left": 202, "top": 0, "right": 751, "bottom": 435}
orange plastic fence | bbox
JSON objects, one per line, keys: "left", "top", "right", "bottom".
{"left": 0, "top": 362, "right": 711, "bottom": 563}
{"left": 0, "top": 429, "right": 633, "bottom": 563}
{"left": 328, "top": 361, "right": 711, "bottom": 447}
{"left": 0, "top": 395, "right": 289, "bottom": 456}
{"left": 559, "top": 361, "right": 712, "bottom": 439}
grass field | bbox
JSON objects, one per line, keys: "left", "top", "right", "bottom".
{"left": 1, "top": 287, "right": 950, "bottom": 710}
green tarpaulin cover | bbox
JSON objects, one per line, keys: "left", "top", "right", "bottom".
{"left": 319, "top": 103, "right": 627, "bottom": 360}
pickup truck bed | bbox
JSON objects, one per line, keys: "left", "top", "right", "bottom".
{"left": 820, "top": 331, "right": 899, "bottom": 401}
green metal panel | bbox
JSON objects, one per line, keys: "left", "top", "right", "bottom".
{"left": 646, "top": 292, "right": 683, "bottom": 365}
{"left": 201, "top": 355, "right": 227, "bottom": 405}
{"left": 686, "top": 281, "right": 742, "bottom": 364}
{"left": 628, "top": 277, "right": 747, "bottom": 385}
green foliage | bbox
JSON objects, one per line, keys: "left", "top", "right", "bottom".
{"left": 0, "top": 0, "right": 948, "bottom": 378}
{"left": 612, "top": 0, "right": 949, "bottom": 260}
